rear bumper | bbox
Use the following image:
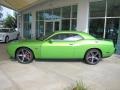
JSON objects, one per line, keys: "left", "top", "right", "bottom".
{"left": 103, "top": 47, "right": 115, "bottom": 58}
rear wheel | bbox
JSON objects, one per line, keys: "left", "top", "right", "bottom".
{"left": 85, "top": 49, "right": 102, "bottom": 65}
{"left": 5, "top": 36, "right": 9, "bottom": 43}
{"left": 16, "top": 48, "right": 34, "bottom": 64}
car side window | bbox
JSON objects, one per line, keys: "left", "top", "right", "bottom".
{"left": 10, "top": 29, "right": 16, "bottom": 32}
{"left": 50, "top": 33, "right": 83, "bottom": 41}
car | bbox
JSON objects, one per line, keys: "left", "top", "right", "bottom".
{"left": 7, "top": 31, "right": 115, "bottom": 65}
{"left": 0, "top": 28, "right": 19, "bottom": 43}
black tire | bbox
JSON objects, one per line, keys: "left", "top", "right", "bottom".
{"left": 16, "top": 48, "right": 34, "bottom": 64}
{"left": 5, "top": 36, "right": 9, "bottom": 43}
{"left": 85, "top": 49, "right": 102, "bottom": 65}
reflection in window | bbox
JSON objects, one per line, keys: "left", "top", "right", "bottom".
{"left": 62, "top": 19, "right": 70, "bottom": 30}
{"left": 106, "top": 18, "right": 119, "bottom": 45}
{"left": 36, "top": 11, "right": 44, "bottom": 20}
{"left": 71, "top": 19, "right": 77, "bottom": 30}
{"left": 36, "top": 5, "right": 78, "bottom": 38}
{"left": 51, "top": 33, "right": 82, "bottom": 41}
{"left": 62, "top": 6, "right": 71, "bottom": 18}
{"left": 44, "top": 10, "right": 53, "bottom": 20}
{"left": 90, "top": 0, "right": 106, "bottom": 17}
{"left": 45, "top": 22, "right": 53, "bottom": 36}
{"left": 89, "top": 19, "right": 104, "bottom": 39}
{"left": 36, "top": 21, "right": 44, "bottom": 39}
{"left": 72, "top": 5, "right": 77, "bottom": 18}
{"left": 53, "top": 8, "right": 61, "bottom": 19}
{"left": 107, "top": 0, "right": 120, "bottom": 17}
{"left": 23, "top": 13, "right": 32, "bottom": 39}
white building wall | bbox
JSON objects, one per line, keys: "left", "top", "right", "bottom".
{"left": 77, "top": 0, "right": 89, "bottom": 33}
{"left": 19, "top": 0, "right": 89, "bottom": 39}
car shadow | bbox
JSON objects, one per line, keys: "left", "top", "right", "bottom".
{"left": 0, "top": 42, "right": 6, "bottom": 44}
{"left": 35, "top": 59, "right": 85, "bottom": 63}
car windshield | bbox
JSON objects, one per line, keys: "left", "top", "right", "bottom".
{"left": 0, "top": 29, "right": 9, "bottom": 32}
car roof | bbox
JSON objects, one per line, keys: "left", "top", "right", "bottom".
{"left": 54, "top": 31, "right": 96, "bottom": 40}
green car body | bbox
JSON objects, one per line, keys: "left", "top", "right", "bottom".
{"left": 7, "top": 31, "right": 115, "bottom": 64}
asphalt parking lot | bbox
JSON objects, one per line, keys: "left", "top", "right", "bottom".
{"left": 0, "top": 43, "right": 120, "bottom": 90}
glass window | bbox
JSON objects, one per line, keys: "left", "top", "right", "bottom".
{"left": 53, "top": 8, "right": 61, "bottom": 19}
{"left": 44, "top": 10, "right": 53, "bottom": 20}
{"left": 62, "top": 6, "right": 71, "bottom": 18}
{"left": 36, "top": 21, "right": 44, "bottom": 39}
{"left": 90, "top": 0, "right": 106, "bottom": 17}
{"left": 89, "top": 19, "right": 105, "bottom": 39}
{"left": 62, "top": 19, "right": 70, "bottom": 30}
{"left": 23, "top": 13, "right": 32, "bottom": 39}
{"left": 71, "top": 19, "right": 77, "bottom": 30}
{"left": 37, "top": 11, "right": 44, "bottom": 20}
{"left": 72, "top": 5, "right": 77, "bottom": 18}
{"left": 51, "top": 33, "right": 82, "bottom": 41}
{"left": 36, "top": 5, "right": 78, "bottom": 39}
{"left": 0, "top": 29, "right": 9, "bottom": 32}
{"left": 107, "top": 0, "right": 120, "bottom": 17}
{"left": 36, "top": 11, "right": 39, "bottom": 20}
{"left": 45, "top": 22, "right": 53, "bottom": 36}
{"left": 105, "top": 18, "right": 119, "bottom": 45}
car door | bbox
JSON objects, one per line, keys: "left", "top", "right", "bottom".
{"left": 8, "top": 29, "right": 14, "bottom": 40}
{"left": 41, "top": 33, "right": 83, "bottom": 58}
{"left": 11, "top": 29, "right": 18, "bottom": 39}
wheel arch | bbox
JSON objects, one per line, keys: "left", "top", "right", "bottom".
{"left": 15, "top": 47, "right": 35, "bottom": 59}
{"left": 84, "top": 48, "right": 103, "bottom": 58}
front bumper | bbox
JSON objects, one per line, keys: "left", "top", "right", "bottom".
{"left": 0, "top": 37, "right": 5, "bottom": 42}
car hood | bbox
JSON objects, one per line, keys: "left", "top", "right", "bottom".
{"left": 0, "top": 32, "right": 7, "bottom": 34}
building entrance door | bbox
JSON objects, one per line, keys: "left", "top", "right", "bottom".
{"left": 45, "top": 20, "right": 61, "bottom": 35}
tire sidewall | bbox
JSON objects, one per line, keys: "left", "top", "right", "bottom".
{"left": 16, "top": 48, "right": 34, "bottom": 64}
{"left": 85, "top": 49, "right": 102, "bottom": 65}
{"left": 5, "top": 36, "right": 9, "bottom": 43}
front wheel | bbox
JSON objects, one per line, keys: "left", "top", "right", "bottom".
{"left": 5, "top": 36, "right": 9, "bottom": 43}
{"left": 85, "top": 49, "right": 102, "bottom": 65}
{"left": 16, "top": 48, "right": 34, "bottom": 64}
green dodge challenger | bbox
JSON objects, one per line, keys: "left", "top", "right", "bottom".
{"left": 7, "top": 31, "right": 115, "bottom": 65}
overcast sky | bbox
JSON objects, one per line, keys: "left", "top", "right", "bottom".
{"left": 1, "top": 6, "right": 14, "bottom": 19}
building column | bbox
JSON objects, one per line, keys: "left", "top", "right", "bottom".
{"left": 116, "top": 19, "right": 120, "bottom": 54}
{"left": 77, "top": 0, "right": 89, "bottom": 33}
{"left": 31, "top": 10, "right": 36, "bottom": 39}
{"left": 17, "top": 13, "right": 23, "bottom": 39}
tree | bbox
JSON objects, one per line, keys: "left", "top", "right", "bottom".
{"left": 4, "top": 14, "right": 17, "bottom": 29}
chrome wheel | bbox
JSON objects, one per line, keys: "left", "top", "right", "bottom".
{"left": 16, "top": 48, "right": 33, "bottom": 64}
{"left": 85, "top": 49, "right": 101, "bottom": 65}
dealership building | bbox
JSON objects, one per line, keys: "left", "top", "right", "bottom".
{"left": 0, "top": 0, "right": 120, "bottom": 54}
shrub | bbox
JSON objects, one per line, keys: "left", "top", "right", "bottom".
{"left": 66, "top": 81, "right": 88, "bottom": 90}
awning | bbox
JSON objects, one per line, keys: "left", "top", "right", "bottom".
{"left": 0, "top": 0, "right": 46, "bottom": 11}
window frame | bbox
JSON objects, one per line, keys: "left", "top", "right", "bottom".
{"left": 47, "top": 33, "right": 84, "bottom": 42}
